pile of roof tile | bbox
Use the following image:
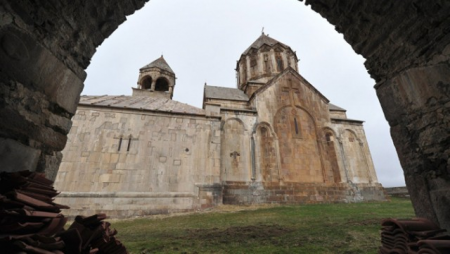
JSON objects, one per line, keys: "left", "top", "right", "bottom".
{"left": 0, "top": 171, "right": 128, "bottom": 254}
{"left": 379, "top": 218, "right": 450, "bottom": 254}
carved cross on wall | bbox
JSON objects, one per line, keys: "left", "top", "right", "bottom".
{"left": 230, "top": 151, "right": 240, "bottom": 159}
{"left": 282, "top": 78, "right": 299, "bottom": 106}
{"left": 114, "top": 134, "right": 139, "bottom": 152}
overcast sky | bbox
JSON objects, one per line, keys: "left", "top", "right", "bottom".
{"left": 83, "top": 0, "right": 405, "bottom": 187}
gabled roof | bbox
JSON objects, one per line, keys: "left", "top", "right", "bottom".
{"left": 78, "top": 95, "right": 205, "bottom": 115}
{"left": 204, "top": 85, "right": 249, "bottom": 101}
{"left": 242, "top": 33, "right": 289, "bottom": 55}
{"left": 329, "top": 103, "right": 346, "bottom": 111}
{"left": 140, "top": 56, "right": 174, "bottom": 74}
{"left": 249, "top": 67, "right": 330, "bottom": 103}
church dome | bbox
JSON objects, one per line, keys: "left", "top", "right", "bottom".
{"left": 241, "top": 33, "right": 290, "bottom": 56}
{"left": 236, "top": 33, "right": 299, "bottom": 96}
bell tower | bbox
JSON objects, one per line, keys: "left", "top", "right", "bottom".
{"left": 132, "top": 56, "right": 176, "bottom": 99}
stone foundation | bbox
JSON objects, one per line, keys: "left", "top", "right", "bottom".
{"left": 196, "top": 184, "right": 223, "bottom": 209}
{"left": 56, "top": 184, "right": 223, "bottom": 219}
{"left": 384, "top": 187, "right": 410, "bottom": 198}
{"left": 57, "top": 182, "right": 384, "bottom": 218}
{"left": 223, "top": 181, "right": 386, "bottom": 205}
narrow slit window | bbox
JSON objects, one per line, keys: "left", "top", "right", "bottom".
{"left": 294, "top": 117, "right": 299, "bottom": 135}
{"left": 276, "top": 55, "right": 284, "bottom": 71}
{"left": 118, "top": 137, "right": 122, "bottom": 151}
{"left": 127, "top": 136, "right": 132, "bottom": 151}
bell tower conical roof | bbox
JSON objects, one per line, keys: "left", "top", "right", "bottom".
{"left": 140, "top": 55, "right": 174, "bottom": 74}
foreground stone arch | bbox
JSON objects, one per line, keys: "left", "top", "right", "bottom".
{"left": 1, "top": 0, "right": 449, "bottom": 230}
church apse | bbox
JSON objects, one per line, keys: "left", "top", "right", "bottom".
{"left": 274, "top": 106, "right": 324, "bottom": 183}
{"left": 341, "top": 129, "right": 372, "bottom": 183}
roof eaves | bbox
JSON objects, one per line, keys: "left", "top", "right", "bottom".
{"left": 331, "top": 118, "right": 364, "bottom": 124}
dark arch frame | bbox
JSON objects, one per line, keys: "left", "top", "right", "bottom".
{"left": 141, "top": 76, "right": 152, "bottom": 89}
{"left": 1, "top": 0, "right": 450, "bottom": 230}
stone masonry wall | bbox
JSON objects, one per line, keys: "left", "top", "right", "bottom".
{"left": 326, "top": 120, "right": 378, "bottom": 184}
{"left": 0, "top": 0, "right": 148, "bottom": 179}
{"left": 220, "top": 110, "right": 257, "bottom": 182}
{"left": 223, "top": 181, "right": 385, "bottom": 205}
{"left": 54, "top": 106, "right": 221, "bottom": 217}
{"left": 253, "top": 71, "right": 331, "bottom": 183}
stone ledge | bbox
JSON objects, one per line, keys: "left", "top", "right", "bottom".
{"left": 58, "top": 191, "right": 196, "bottom": 198}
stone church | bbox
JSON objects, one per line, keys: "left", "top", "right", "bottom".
{"left": 54, "top": 33, "right": 385, "bottom": 218}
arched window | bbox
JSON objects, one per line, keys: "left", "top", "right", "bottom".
{"left": 141, "top": 76, "right": 152, "bottom": 89}
{"left": 290, "top": 109, "right": 302, "bottom": 139}
{"left": 276, "top": 52, "right": 284, "bottom": 71}
{"left": 242, "top": 62, "right": 247, "bottom": 82}
{"left": 250, "top": 53, "right": 257, "bottom": 78}
{"left": 325, "top": 133, "right": 332, "bottom": 142}
{"left": 250, "top": 54, "right": 257, "bottom": 67}
{"left": 264, "top": 54, "right": 270, "bottom": 73}
{"left": 155, "top": 77, "right": 169, "bottom": 91}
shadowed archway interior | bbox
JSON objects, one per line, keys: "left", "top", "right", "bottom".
{"left": 0, "top": 0, "right": 449, "bottom": 231}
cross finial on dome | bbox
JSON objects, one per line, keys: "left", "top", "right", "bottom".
{"left": 262, "top": 27, "right": 265, "bottom": 35}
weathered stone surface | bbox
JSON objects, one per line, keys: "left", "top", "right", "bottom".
{"left": 56, "top": 191, "right": 196, "bottom": 218}
{"left": 0, "top": 79, "right": 68, "bottom": 150}
{"left": 0, "top": 26, "right": 84, "bottom": 114}
{"left": 376, "top": 63, "right": 450, "bottom": 229}
{"left": 38, "top": 152, "right": 63, "bottom": 182}
{"left": 222, "top": 182, "right": 385, "bottom": 205}
{"left": 53, "top": 104, "right": 222, "bottom": 216}
{"left": 384, "top": 186, "right": 409, "bottom": 198}
{"left": 0, "top": 138, "right": 40, "bottom": 172}
{"left": 0, "top": 0, "right": 147, "bottom": 176}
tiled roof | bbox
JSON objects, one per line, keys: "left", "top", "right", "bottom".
{"left": 0, "top": 171, "right": 128, "bottom": 253}
{"left": 328, "top": 103, "right": 346, "bottom": 111}
{"left": 140, "top": 56, "right": 174, "bottom": 74}
{"left": 380, "top": 218, "right": 450, "bottom": 253}
{"left": 79, "top": 95, "right": 205, "bottom": 115}
{"left": 242, "top": 33, "right": 289, "bottom": 55}
{"left": 204, "top": 85, "right": 249, "bottom": 101}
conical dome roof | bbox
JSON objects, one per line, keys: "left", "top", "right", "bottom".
{"left": 242, "top": 33, "right": 289, "bottom": 55}
{"left": 140, "top": 56, "right": 174, "bottom": 74}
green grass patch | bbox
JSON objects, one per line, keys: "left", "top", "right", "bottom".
{"left": 108, "top": 198, "right": 414, "bottom": 254}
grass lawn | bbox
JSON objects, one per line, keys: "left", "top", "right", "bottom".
{"left": 108, "top": 198, "right": 414, "bottom": 254}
